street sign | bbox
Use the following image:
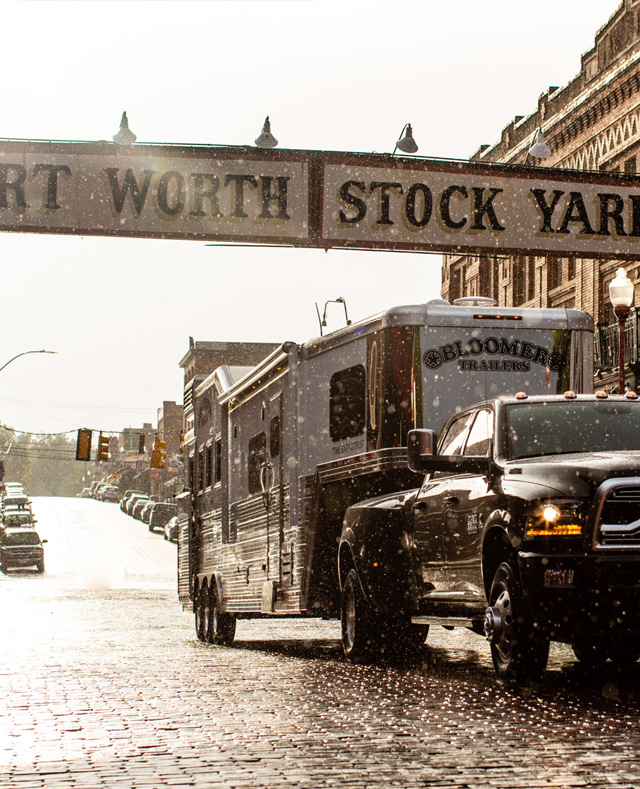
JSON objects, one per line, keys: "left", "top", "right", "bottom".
{"left": 1, "top": 139, "right": 640, "bottom": 259}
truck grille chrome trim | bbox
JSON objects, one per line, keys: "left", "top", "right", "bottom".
{"left": 591, "top": 478, "right": 640, "bottom": 550}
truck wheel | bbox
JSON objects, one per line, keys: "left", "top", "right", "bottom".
{"left": 36, "top": 561, "right": 45, "bottom": 574}
{"left": 486, "top": 562, "right": 549, "bottom": 682}
{"left": 208, "top": 585, "right": 236, "bottom": 645}
{"left": 341, "top": 568, "right": 380, "bottom": 663}
{"left": 195, "top": 584, "right": 208, "bottom": 642}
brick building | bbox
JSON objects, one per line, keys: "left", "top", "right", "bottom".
{"left": 442, "top": 0, "right": 640, "bottom": 389}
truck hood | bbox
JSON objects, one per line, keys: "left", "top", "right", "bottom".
{"left": 504, "top": 451, "right": 640, "bottom": 498}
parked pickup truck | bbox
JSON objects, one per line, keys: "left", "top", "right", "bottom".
{"left": 339, "top": 391, "right": 640, "bottom": 681}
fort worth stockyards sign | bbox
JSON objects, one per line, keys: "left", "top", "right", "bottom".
{"left": 2, "top": 139, "right": 640, "bottom": 259}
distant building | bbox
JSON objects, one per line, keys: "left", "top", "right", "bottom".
{"left": 442, "top": 0, "right": 640, "bottom": 390}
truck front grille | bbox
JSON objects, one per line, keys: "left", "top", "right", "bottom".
{"left": 594, "top": 481, "right": 640, "bottom": 549}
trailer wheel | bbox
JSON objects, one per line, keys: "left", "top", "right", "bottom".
{"left": 208, "top": 584, "right": 237, "bottom": 645}
{"left": 195, "top": 584, "right": 208, "bottom": 642}
{"left": 341, "top": 568, "right": 381, "bottom": 663}
{"left": 486, "top": 562, "right": 549, "bottom": 682}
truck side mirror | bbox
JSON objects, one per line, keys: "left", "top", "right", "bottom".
{"left": 407, "top": 429, "right": 437, "bottom": 473}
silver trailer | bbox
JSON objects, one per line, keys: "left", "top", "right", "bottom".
{"left": 177, "top": 298, "right": 593, "bottom": 643}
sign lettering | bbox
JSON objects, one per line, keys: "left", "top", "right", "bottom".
{"left": 0, "top": 140, "right": 639, "bottom": 257}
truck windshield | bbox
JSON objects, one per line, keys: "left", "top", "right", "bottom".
{"left": 506, "top": 401, "right": 640, "bottom": 459}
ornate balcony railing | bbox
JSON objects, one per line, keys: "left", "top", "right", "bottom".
{"left": 594, "top": 309, "right": 640, "bottom": 371}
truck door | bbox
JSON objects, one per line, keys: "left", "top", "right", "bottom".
{"left": 413, "top": 410, "right": 476, "bottom": 594}
{"left": 439, "top": 408, "right": 494, "bottom": 601}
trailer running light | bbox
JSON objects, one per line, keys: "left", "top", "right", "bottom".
{"left": 515, "top": 392, "right": 528, "bottom": 400}
{"left": 596, "top": 390, "right": 609, "bottom": 399}
{"left": 626, "top": 391, "right": 639, "bottom": 400}
{"left": 564, "top": 390, "right": 577, "bottom": 399}
{"left": 473, "top": 314, "right": 523, "bottom": 321}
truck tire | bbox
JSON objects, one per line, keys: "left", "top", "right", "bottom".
{"left": 195, "top": 584, "right": 208, "bottom": 642}
{"left": 487, "top": 562, "right": 549, "bottom": 682}
{"left": 207, "top": 584, "right": 236, "bottom": 645}
{"left": 341, "top": 568, "right": 381, "bottom": 663}
{"left": 36, "top": 561, "right": 45, "bottom": 574}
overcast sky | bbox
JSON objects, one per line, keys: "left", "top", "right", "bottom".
{"left": 0, "top": 0, "right": 621, "bottom": 436}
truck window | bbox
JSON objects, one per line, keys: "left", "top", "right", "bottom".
{"left": 248, "top": 432, "right": 267, "bottom": 494}
{"left": 439, "top": 411, "right": 476, "bottom": 455}
{"left": 463, "top": 409, "right": 493, "bottom": 456}
{"left": 330, "top": 364, "right": 366, "bottom": 442}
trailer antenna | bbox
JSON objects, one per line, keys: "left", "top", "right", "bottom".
{"left": 319, "top": 297, "right": 352, "bottom": 336}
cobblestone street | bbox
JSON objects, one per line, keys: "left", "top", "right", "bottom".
{"left": 2, "top": 498, "right": 640, "bottom": 788}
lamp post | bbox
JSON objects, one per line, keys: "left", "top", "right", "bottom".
{"left": 609, "top": 268, "right": 635, "bottom": 394}
{"left": 0, "top": 349, "right": 56, "bottom": 375}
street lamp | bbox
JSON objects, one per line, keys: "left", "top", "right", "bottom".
{"left": 0, "top": 349, "right": 56, "bottom": 375}
{"left": 609, "top": 267, "right": 635, "bottom": 394}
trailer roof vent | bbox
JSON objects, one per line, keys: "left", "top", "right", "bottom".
{"left": 453, "top": 297, "right": 497, "bottom": 307}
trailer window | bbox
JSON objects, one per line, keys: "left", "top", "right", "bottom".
{"left": 270, "top": 416, "right": 280, "bottom": 458}
{"left": 330, "top": 364, "right": 366, "bottom": 442}
{"left": 215, "top": 438, "right": 222, "bottom": 484}
{"left": 248, "top": 432, "right": 267, "bottom": 494}
{"left": 198, "top": 449, "right": 205, "bottom": 492}
{"left": 205, "top": 443, "right": 213, "bottom": 489}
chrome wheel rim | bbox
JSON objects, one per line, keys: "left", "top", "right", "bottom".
{"left": 344, "top": 586, "right": 356, "bottom": 651}
{"left": 492, "top": 586, "right": 514, "bottom": 666}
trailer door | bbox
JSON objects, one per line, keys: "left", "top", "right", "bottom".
{"left": 262, "top": 390, "right": 285, "bottom": 583}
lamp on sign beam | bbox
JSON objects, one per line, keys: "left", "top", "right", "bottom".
{"left": 393, "top": 123, "right": 418, "bottom": 155}
{"left": 255, "top": 117, "right": 278, "bottom": 148}
{"left": 113, "top": 111, "right": 137, "bottom": 145}
{"left": 524, "top": 128, "right": 551, "bottom": 164}
{"left": 609, "top": 267, "right": 635, "bottom": 394}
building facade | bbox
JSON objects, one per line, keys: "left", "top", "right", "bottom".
{"left": 441, "top": 0, "right": 640, "bottom": 389}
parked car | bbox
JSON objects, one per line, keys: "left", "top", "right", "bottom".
{"left": 149, "top": 503, "right": 177, "bottom": 533}
{"left": 93, "top": 483, "right": 110, "bottom": 500}
{"left": 0, "top": 527, "right": 46, "bottom": 573}
{"left": 132, "top": 497, "right": 151, "bottom": 520}
{"left": 141, "top": 501, "right": 156, "bottom": 524}
{"left": 2, "top": 495, "right": 32, "bottom": 515}
{"left": 121, "top": 490, "right": 145, "bottom": 512}
{"left": 126, "top": 494, "right": 149, "bottom": 516}
{"left": 77, "top": 487, "right": 92, "bottom": 498}
{"left": 100, "top": 485, "right": 120, "bottom": 503}
{"left": 163, "top": 515, "right": 179, "bottom": 543}
{"left": 2, "top": 510, "right": 35, "bottom": 529}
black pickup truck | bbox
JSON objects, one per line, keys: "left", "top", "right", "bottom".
{"left": 338, "top": 392, "right": 640, "bottom": 681}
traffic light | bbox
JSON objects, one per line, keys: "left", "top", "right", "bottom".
{"left": 76, "top": 429, "right": 92, "bottom": 461}
{"left": 96, "top": 432, "right": 110, "bottom": 462}
{"left": 150, "top": 438, "right": 167, "bottom": 469}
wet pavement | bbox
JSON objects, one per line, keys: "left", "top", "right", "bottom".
{"left": 2, "top": 497, "right": 640, "bottom": 788}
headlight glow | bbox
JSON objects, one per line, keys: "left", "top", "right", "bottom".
{"left": 525, "top": 500, "right": 583, "bottom": 537}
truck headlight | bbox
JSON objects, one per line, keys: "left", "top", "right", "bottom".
{"left": 525, "top": 500, "right": 583, "bottom": 537}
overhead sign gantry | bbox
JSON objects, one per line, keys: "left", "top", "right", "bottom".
{"left": 0, "top": 139, "right": 639, "bottom": 259}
